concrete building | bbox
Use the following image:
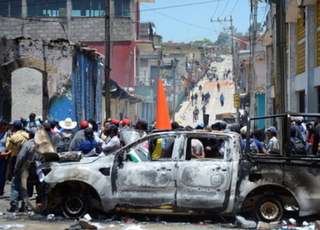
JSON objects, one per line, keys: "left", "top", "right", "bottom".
{"left": 264, "top": 0, "right": 320, "bottom": 114}
{"left": 0, "top": 0, "right": 156, "bottom": 123}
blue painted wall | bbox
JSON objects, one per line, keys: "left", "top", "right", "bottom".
{"left": 49, "top": 47, "right": 103, "bottom": 127}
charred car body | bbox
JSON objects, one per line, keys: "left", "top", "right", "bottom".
{"left": 27, "top": 113, "right": 320, "bottom": 222}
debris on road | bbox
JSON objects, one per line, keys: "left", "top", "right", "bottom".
{"left": 235, "top": 215, "right": 257, "bottom": 229}
{"left": 0, "top": 224, "right": 24, "bottom": 229}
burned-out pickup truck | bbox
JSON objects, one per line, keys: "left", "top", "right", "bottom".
{"left": 29, "top": 113, "right": 320, "bottom": 222}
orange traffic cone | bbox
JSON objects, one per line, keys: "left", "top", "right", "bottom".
{"left": 156, "top": 79, "right": 171, "bottom": 129}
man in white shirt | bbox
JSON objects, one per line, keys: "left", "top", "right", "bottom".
{"left": 265, "top": 126, "right": 279, "bottom": 153}
{"left": 191, "top": 139, "right": 205, "bottom": 158}
{"left": 101, "top": 124, "right": 120, "bottom": 155}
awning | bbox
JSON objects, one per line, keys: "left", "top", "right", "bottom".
{"left": 136, "top": 40, "right": 155, "bottom": 52}
{"left": 103, "top": 79, "right": 144, "bottom": 102}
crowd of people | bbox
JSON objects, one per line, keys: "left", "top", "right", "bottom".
{"left": 0, "top": 113, "right": 149, "bottom": 213}
{"left": 177, "top": 116, "right": 320, "bottom": 160}
{"left": 0, "top": 111, "right": 320, "bottom": 214}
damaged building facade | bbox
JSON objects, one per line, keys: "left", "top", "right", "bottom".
{"left": 0, "top": 0, "right": 156, "bottom": 123}
{"left": 0, "top": 37, "right": 103, "bottom": 124}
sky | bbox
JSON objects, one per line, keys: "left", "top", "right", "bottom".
{"left": 140, "top": 0, "right": 269, "bottom": 43}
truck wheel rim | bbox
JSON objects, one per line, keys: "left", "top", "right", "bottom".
{"left": 259, "top": 201, "right": 280, "bottom": 220}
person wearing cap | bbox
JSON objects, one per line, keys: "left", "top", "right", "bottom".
{"left": 120, "top": 119, "right": 131, "bottom": 128}
{"left": 0, "top": 119, "right": 11, "bottom": 199}
{"left": 59, "top": 118, "right": 77, "bottom": 152}
{"left": 195, "top": 123, "right": 204, "bottom": 130}
{"left": 220, "top": 121, "right": 227, "bottom": 131}
{"left": 294, "top": 116, "right": 308, "bottom": 146}
{"left": 111, "top": 119, "right": 120, "bottom": 127}
{"left": 136, "top": 118, "right": 148, "bottom": 132}
{"left": 46, "top": 118, "right": 58, "bottom": 135}
{"left": 101, "top": 124, "right": 120, "bottom": 155}
{"left": 265, "top": 126, "right": 279, "bottom": 153}
{"left": 6, "top": 120, "right": 29, "bottom": 175}
{"left": 240, "top": 126, "right": 267, "bottom": 154}
{"left": 68, "top": 121, "right": 89, "bottom": 151}
{"left": 8, "top": 127, "right": 45, "bottom": 212}
{"left": 77, "top": 127, "right": 100, "bottom": 156}
{"left": 119, "top": 119, "right": 131, "bottom": 147}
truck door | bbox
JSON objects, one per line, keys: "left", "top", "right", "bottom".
{"left": 112, "top": 135, "right": 177, "bottom": 208}
{"left": 176, "top": 135, "right": 234, "bottom": 210}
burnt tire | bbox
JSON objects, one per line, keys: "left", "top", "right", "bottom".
{"left": 61, "top": 193, "right": 88, "bottom": 218}
{"left": 255, "top": 196, "right": 283, "bottom": 222}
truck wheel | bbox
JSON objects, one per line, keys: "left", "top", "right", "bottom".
{"left": 61, "top": 193, "right": 88, "bottom": 218}
{"left": 255, "top": 196, "right": 283, "bottom": 222}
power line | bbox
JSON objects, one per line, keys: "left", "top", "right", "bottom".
{"left": 226, "top": 0, "right": 239, "bottom": 18}
{"left": 141, "top": 0, "right": 222, "bottom": 12}
{"left": 218, "top": 0, "right": 229, "bottom": 19}
{"left": 210, "top": 0, "right": 221, "bottom": 20}
{"left": 141, "top": 3, "right": 221, "bottom": 34}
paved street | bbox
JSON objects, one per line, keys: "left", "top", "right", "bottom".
{"left": 175, "top": 56, "right": 235, "bottom": 127}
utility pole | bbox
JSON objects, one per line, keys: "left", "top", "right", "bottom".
{"left": 211, "top": 16, "right": 240, "bottom": 122}
{"left": 171, "top": 58, "right": 178, "bottom": 122}
{"left": 104, "top": 0, "right": 111, "bottom": 119}
{"left": 230, "top": 16, "right": 240, "bottom": 123}
{"left": 275, "top": 0, "right": 287, "bottom": 114}
{"left": 249, "top": 0, "right": 258, "bottom": 121}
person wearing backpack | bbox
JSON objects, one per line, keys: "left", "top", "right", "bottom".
{"left": 59, "top": 117, "right": 77, "bottom": 152}
{"left": 294, "top": 116, "right": 308, "bottom": 151}
{"left": 240, "top": 126, "right": 267, "bottom": 154}
{"left": 290, "top": 125, "right": 306, "bottom": 155}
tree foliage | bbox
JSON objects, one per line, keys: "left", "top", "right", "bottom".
{"left": 213, "top": 32, "right": 230, "bottom": 46}
{"left": 191, "top": 38, "right": 214, "bottom": 47}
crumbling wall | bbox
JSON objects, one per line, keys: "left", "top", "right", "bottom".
{"left": 11, "top": 67, "right": 43, "bottom": 120}
{"left": 0, "top": 37, "right": 103, "bottom": 123}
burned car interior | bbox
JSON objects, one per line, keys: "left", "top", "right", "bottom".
{"left": 118, "top": 131, "right": 231, "bottom": 163}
